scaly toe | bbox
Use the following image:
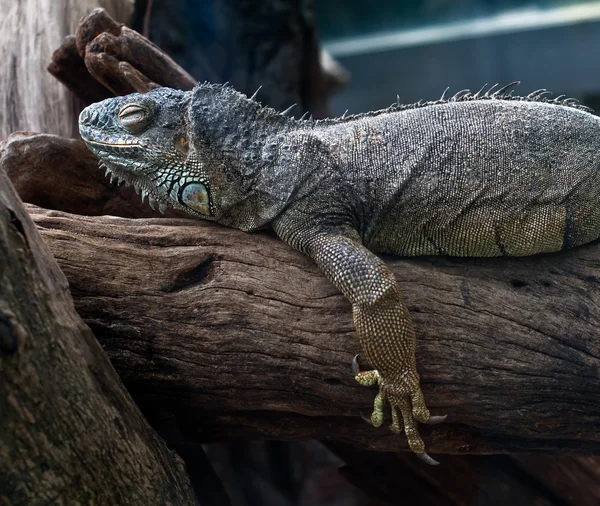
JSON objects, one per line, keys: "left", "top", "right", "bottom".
{"left": 389, "top": 423, "right": 403, "bottom": 434}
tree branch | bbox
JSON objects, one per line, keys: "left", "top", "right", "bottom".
{"left": 0, "top": 170, "right": 200, "bottom": 504}
{"left": 48, "top": 8, "right": 196, "bottom": 102}
{"left": 23, "top": 205, "right": 600, "bottom": 455}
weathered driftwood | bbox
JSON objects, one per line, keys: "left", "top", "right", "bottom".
{"left": 0, "top": 171, "right": 200, "bottom": 505}
{"left": 49, "top": 8, "right": 196, "bottom": 101}
{"left": 4, "top": 132, "right": 600, "bottom": 455}
{"left": 27, "top": 205, "right": 600, "bottom": 454}
{"left": 0, "top": 0, "right": 133, "bottom": 139}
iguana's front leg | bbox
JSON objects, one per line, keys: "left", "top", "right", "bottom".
{"left": 277, "top": 227, "right": 445, "bottom": 463}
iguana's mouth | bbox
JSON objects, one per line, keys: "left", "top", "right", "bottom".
{"left": 87, "top": 139, "right": 141, "bottom": 148}
{"left": 79, "top": 125, "right": 143, "bottom": 152}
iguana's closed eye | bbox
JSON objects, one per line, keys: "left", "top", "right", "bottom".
{"left": 118, "top": 104, "right": 148, "bottom": 131}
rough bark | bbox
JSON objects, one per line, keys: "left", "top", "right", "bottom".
{"left": 26, "top": 206, "right": 600, "bottom": 454}
{"left": 19, "top": 207, "right": 600, "bottom": 454}
{"left": 4, "top": 132, "right": 600, "bottom": 455}
{"left": 0, "top": 0, "right": 133, "bottom": 139}
{"left": 48, "top": 8, "right": 196, "bottom": 103}
{"left": 0, "top": 171, "right": 200, "bottom": 505}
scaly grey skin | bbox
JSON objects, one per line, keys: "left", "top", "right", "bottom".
{"left": 79, "top": 82, "right": 600, "bottom": 465}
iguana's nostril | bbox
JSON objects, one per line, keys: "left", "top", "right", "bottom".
{"left": 78, "top": 109, "right": 90, "bottom": 125}
{"left": 79, "top": 107, "right": 99, "bottom": 126}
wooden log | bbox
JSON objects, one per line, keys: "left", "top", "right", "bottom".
{"left": 0, "top": 171, "right": 200, "bottom": 504}
{"left": 23, "top": 203, "right": 600, "bottom": 455}
{"left": 4, "top": 133, "right": 599, "bottom": 455}
{"left": 6, "top": 126, "right": 596, "bottom": 497}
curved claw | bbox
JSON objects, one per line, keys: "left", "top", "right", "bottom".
{"left": 416, "top": 452, "right": 440, "bottom": 466}
{"left": 360, "top": 413, "right": 373, "bottom": 425}
{"left": 426, "top": 414, "right": 447, "bottom": 425}
{"left": 351, "top": 354, "right": 361, "bottom": 375}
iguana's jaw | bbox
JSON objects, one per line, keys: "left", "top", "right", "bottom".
{"left": 79, "top": 125, "right": 145, "bottom": 172}
{"left": 79, "top": 123, "right": 168, "bottom": 212}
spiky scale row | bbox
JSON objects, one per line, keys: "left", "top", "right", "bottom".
{"left": 100, "top": 161, "right": 168, "bottom": 214}
{"left": 287, "top": 82, "right": 589, "bottom": 126}
{"left": 198, "top": 80, "right": 588, "bottom": 127}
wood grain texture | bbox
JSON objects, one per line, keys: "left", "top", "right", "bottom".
{"left": 0, "top": 171, "right": 199, "bottom": 505}
{"left": 26, "top": 203, "right": 600, "bottom": 455}
{"left": 48, "top": 8, "right": 196, "bottom": 103}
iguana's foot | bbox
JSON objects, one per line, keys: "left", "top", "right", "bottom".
{"left": 352, "top": 355, "right": 446, "bottom": 466}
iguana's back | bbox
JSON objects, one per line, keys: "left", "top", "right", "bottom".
{"left": 317, "top": 99, "right": 600, "bottom": 257}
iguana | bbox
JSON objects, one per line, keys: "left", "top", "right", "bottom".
{"left": 78, "top": 81, "right": 600, "bottom": 465}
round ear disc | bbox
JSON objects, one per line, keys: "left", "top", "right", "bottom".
{"left": 180, "top": 182, "right": 211, "bottom": 215}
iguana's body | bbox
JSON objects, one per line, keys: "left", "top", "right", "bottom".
{"left": 79, "top": 83, "right": 600, "bottom": 464}
{"left": 282, "top": 97, "right": 600, "bottom": 257}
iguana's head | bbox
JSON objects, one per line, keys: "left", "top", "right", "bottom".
{"left": 79, "top": 84, "right": 292, "bottom": 227}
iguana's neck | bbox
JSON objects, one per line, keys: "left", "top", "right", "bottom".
{"left": 189, "top": 102, "right": 303, "bottom": 231}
